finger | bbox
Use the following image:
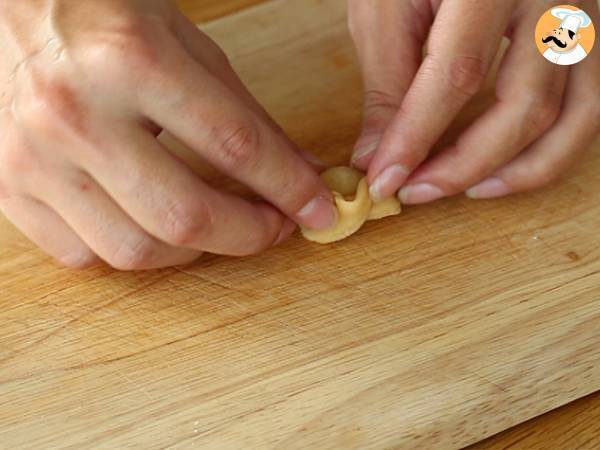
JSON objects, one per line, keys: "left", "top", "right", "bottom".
{"left": 347, "top": 0, "right": 431, "bottom": 168}
{"left": 467, "top": 97, "right": 598, "bottom": 197}
{"left": 0, "top": 195, "right": 99, "bottom": 269}
{"left": 35, "top": 169, "right": 202, "bottom": 271}
{"left": 164, "top": 19, "right": 336, "bottom": 199}
{"left": 146, "top": 25, "right": 335, "bottom": 230}
{"left": 172, "top": 16, "right": 276, "bottom": 125}
{"left": 144, "top": 63, "right": 336, "bottom": 231}
{"left": 76, "top": 126, "right": 295, "bottom": 256}
{"left": 367, "top": 0, "right": 517, "bottom": 201}
{"left": 467, "top": 3, "right": 600, "bottom": 198}
{"left": 171, "top": 15, "right": 327, "bottom": 171}
{"left": 399, "top": 2, "right": 569, "bottom": 204}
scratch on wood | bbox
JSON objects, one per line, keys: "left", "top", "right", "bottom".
{"left": 172, "top": 267, "right": 254, "bottom": 297}
{"left": 0, "top": 275, "right": 171, "bottom": 368}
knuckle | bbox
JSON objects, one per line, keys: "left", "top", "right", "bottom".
{"left": 0, "top": 142, "right": 38, "bottom": 175}
{"left": 363, "top": 89, "right": 400, "bottom": 128}
{"left": 429, "top": 149, "right": 481, "bottom": 195}
{"left": 364, "top": 89, "right": 400, "bottom": 110}
{"left": 117, "top": 34, "right": 161, "bottom": 71}
{"left": 515, "top": 159, "right": 559, "bottom": 191}
{"left": 530, "top": 160, "right": 560, "bottom": 188}
{"left": 85, "top": 19, "right": 169, "bottom": 80}
{"left": 523, "top": 97, "right": 561, "bottom": 133}
{"left": 18, "top": 70, "right": 88, "bottom": 138}
{"left": 108, "top": 235, "right": 156, "bottom": 271}
{"left": 214, "top": 122, "right": 261, "bottom": 171}
{"left": 442, "top": 54, "right": 487, "bottom": 98}
{"left": 163, "top": 199, "right": 213, "bottom": 247}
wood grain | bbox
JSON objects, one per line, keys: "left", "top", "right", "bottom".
{"left": 174, "top": 0, "right": 267, "bottom": 22}
{"left": 470, "top": 392, "right": 600, "bottom": 449}
{"left": 1, "top": 0, "right": 599, "bottom": 448}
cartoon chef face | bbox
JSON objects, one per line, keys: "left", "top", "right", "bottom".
{"left": 542, "top": 27, "right": 581, "bottom": 53}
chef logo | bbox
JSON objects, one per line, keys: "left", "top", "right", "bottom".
{"left": 535, "top": 5, "right": 595, "bottom": 66}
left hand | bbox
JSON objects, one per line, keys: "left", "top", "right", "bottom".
{"left": 348, "top": 0, "right": 600, "bottom": 204}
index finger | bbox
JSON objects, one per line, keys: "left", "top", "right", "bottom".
{"left": 139, "top": 32, "right": 337, "bottom": 231}
{"left": 367, "top": 0, "right": 517, "bottom": 200}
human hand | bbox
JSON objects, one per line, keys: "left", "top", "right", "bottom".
{"left": 0, "top": 0, "right": 337, "bottom": 270}
{"left": 348, "top": 0, "right": 600, "bottom": 204}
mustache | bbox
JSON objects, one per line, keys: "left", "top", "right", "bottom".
{"left": 542, "top": 35, "right": 567, "bottom": 48}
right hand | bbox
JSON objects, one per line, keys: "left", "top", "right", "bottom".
{"left": 0, "top": 0, "right": 337, "bottom": 270}
{"left": 348, "top": 0, "right": 599, "bottom": 204}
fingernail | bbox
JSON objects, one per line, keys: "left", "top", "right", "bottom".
{"left": 369, "top": 164, "right": 410, "bottom": 202}
{"left": 298, "top": 148, "right": 328, "bottom": 169}
{"left": 297, "top": 195, "right": 338, "bottom": 230}
{"left": 398, "top": 183, "right": 445, "bottom": 204}
{"left": 351, "top": 140, "right": 379, "bottom": 165}
{"left": 274, "top": 218, "right": 298, "bottom": 246}
{"left": 466, "top": 177, "right": 511, "bottom": 199}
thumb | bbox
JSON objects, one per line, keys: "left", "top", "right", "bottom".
{"left": 348, "top": 0, "right": 431, "bottom": 170}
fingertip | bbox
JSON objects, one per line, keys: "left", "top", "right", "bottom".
{"left": 58, "top": 252, "right": 102, "bottom": 270}
{"left": 351, "top": 140, "right": 379, "bottom": 169}
{"left": 367, "top": 164, "right": 410, "bottom": 202}
{"left": 466, "top": 177, "right": 511, "bottom": 200}
{"left": 296, "top": 195, "right": 338, "bottom": 231}
{"left": 273, "top": 217, "right": 298, "bottom": 246}
{"left": 351, "top": 151, "right": 374, "bottom": 171}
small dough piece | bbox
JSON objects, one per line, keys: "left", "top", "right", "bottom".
{"left": 320, "top": 166, "right": 363, "bottom": 197}
{"left": 301, "top": 166, "right": 402, "bottom": 244}
{"left": 368, "top": 197, "right": 402, "bottom": 220}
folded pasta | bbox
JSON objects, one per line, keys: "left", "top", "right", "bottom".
{"left": 301, "top": 167, "right": 402, "bottom": 244}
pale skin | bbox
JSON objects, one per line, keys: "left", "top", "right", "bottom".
{"left": 0, "top": 0, "right": 337, "bottom": 270}
{"left": 349, "top": 0, "right": 600, "bottom": 204}
{"left": 0, "top": 0, "right": 598, "bottom": 270}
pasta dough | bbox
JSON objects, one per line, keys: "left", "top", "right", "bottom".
{"left": 301, "top": 167, "right": 402, "bottom": 244}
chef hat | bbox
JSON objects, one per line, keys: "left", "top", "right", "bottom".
{"left": 551, "top": 8, "right": 592, "bottom": 34}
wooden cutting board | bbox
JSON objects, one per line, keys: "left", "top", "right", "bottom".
{"left": 1, "top": 0, "right": 599, "bottom": 448}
